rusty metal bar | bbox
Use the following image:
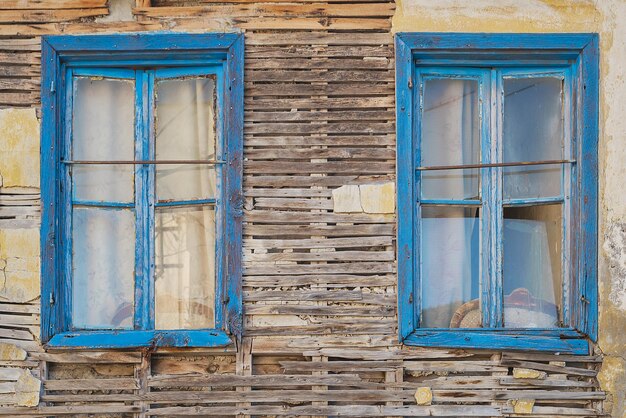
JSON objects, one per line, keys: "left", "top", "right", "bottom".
{"left": 61, "top": 160, "right": 226, "bottom": 165}
{"left": 416, "top": 159, "right": 575, "bottom": 171}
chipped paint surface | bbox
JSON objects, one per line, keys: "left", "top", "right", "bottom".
{"left": 333, "top": 182, "right": 395, "bottom": 214}
{"left": 392, "top": 0, "right": 626, "bottom": 415}
{"left": 0, "top": 228, "right": 40, "bottom": 303}
{"left": 360, "top": 182, "right": 395, "bottom": 214}
{"left": 0, "top": 108, "right": 39, "bottom": 189}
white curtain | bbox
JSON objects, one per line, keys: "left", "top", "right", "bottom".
{"left": 421, "top": 79, "right": 480, "bottom": 328}
{"left": 154, "top": 78, "right": 217, "bottom": 330}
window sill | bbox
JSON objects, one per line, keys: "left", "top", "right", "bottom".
{"left": 403, "top": 329, "right": 590, "bottom": 354}
{"left": 46, "top": 329, "right": 233, "bottom": 350}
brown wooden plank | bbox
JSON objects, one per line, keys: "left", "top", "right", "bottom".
{"left": 0, "top": 8, "right": 108, "bottom": 23}
{"left": 0, "top": 0, "right": 107, "bottom": 9}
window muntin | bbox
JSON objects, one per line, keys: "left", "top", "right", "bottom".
{"left": 415, "top": 67, "right": 571, "bottom": 332}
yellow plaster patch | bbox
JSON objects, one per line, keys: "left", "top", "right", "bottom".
{"left": 360, "top": 182, "right": 395, "bottom": 214}
{"left": 0, "top": 108, "right": 40, "bottom": 189}
{"left": 414, "top": 386, "right": 432, "bottom": 405}
{"left": 0, "top": 228, "right": 40, "bottom": 303}
{"left": 392, "top": 0, "right": 601, "bottom": 33}
{"left": 512, "top": 368, "right": 547, "bottom": 380}
{"left": 512, "top": 399, "right": 535, "bottom": 414}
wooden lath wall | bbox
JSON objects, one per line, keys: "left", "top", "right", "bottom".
{"left": 0, "top": 0, "right": 608, "bottom": 416}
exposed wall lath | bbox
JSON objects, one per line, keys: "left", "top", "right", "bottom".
{"left": 0, "top": 0, "right": 613, "bottom": 416}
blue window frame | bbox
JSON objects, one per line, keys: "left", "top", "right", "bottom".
{"left": 40, "top": 33, "right": 244, "bottom": 349}
{"left": 396, "top": 33, "right": 598, "bottom": 354}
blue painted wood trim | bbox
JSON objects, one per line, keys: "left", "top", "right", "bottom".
{"left": 405, "top": 330, "right": 589, "bottom": 355}
{"left": 40, "top": 33, "right": 245, "bottom": 347}
{"left": 40, "top": 38, "right": 59, "bottom": 343}
{"left": 396, "top": 33, "right": 595, "bottom": 51}
{"left": 155, "top": 198, "right": 217, "bottom": 208}
{"left": 222, "top": 34, "right": 244, "bottom": 340}
{"left": 395, "top": 33, "right": 599, "bottom": 351}
{"left": 44, "top": 33, "right": 240, "bottom": 54}
{"left": 579, "top": 34, "right": 599, "bottom": 341}
{"left": 47, "top": 329, "right": 232, "bottom": 349}
{"left": 395, "top": 35, "right": 415, "bottom": 341}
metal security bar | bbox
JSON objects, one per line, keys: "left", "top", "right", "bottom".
{"left": 416, "top": 159, "right": 575, "bottom": 171}
{"left": 61, "top": 160, "right": 226, "bottom": 165}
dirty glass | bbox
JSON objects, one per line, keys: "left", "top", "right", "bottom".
{"left": 72, "top": 77, "right": 135, "bottom": 203}
{"left": 420, "top": 206, "right": 481, "bottom": 328}
{"left": 503, "top": 204, "right": 563, "bottom": 328}
{"left": 72, "top": 207, "right": 135, "bottom": 329}
{"left": 503, "top": 77, "right": 564, "bottom": 200}
{"left": 421, "top": 78, "right": 480, "bottom": 201}
{"left": 155, "top": 78, "right": 217, "bottom": 202}
{"left": 155, "top": 206, "right": 216, "bottom": 329}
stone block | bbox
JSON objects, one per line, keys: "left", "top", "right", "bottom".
{"left": 332, "top": 185, "right": 362, "bottom": 213}
{"left": 0, "top": 343, "right": 27, "bottom": 361}
{"left": 359, "top": 182, "right": 395, "bottom": 214}
{"left": 15, "top": 370, "right": 40, "bottom": 407}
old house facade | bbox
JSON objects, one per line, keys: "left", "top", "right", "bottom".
{"left": 0, "top": 0, "right": 625, "bottom": 416}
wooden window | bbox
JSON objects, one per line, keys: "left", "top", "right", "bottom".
{"left": 41, "top": 34, "right": 244, "bottom": 349}
{"left": 396, "top": 34, "right": 599, "bottom": 354}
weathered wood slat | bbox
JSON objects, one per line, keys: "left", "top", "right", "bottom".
{"left": 246, "top": 45, "right": 393, "bottom": 58}
{"left": 244, "top": 110, "right": 395, "bottom": 122}
{"left": 134, "top": 3, "right": 395, "bottom": 18}
{"left": 244, "top": 135, "right": 396, "bottom": 146}
{"left": 246, "top": 32, "right": 392, "bottom": 45}
{"left": 244, "top": 236, "right": 393, "bottom": 249}
{"left": 245, "top": 161, "right": 394, "bottom": 174}
{"left": 245, "top": 210, "right": 393, "bottom": 224}
{"left": 246, "top": 57, "right": 392, "bottom": 70}
{"left": 244, "top": 250, "right": 395, "bottom": 262}
{"left": 0, "top": 8, "right": 108, "bottom": 23}
{"left": 0, "top": 0, "right": 107, "bottom": 9}
{"left": 243, "top": 274, "right": 396, "bottom": 287}
{"left": 247, "top": 69, "right": 394, "bottom": 82}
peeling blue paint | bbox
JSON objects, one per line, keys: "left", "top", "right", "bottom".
{"left": 41, "top": 33, "right": 244, "bottom": 349}
{"left": 396, "top": 33, "right": 599, "bottom": 352}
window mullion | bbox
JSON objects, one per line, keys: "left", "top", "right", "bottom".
{"left": 62, "top": 66, "right": 74, "bottom": 332}
{"left": 492, "top": 69, "right": 504, "bottom": 328}
{"left": 134, "top": 70, "right": 154, "bottom": 330}
{"left": 146, "top": 70, "right": 156, "bottom": 330}
{"left": 480, "top": 69, "right": 493, "bottom": 328}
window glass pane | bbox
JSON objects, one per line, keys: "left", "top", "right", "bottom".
{"left": 72, "top": 77, "right": 135, "bottom": 203}
{"left": 155, "top": 206, "right": 216, "bottom": 329}
{"left": 155, "top": 78, "right": 217, "bottom": 202}
{"left": 420, "top": 206, "right": 481, "bottom": 328}
{"left": 72, "top": 207, "right": 135, "bottom": 329}
{"left": 503, "top": 77, "right": 563, "bottom": 199}
{"left": 503, "top": 204, "right": 563, "bottom": 328}
{"left": 421, "top": 78, "right": 480, "bottom": 201}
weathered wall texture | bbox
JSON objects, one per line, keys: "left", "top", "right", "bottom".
{"left": 0, "top": 0, "right": 621, "bottom": 416}
{"left": 394, "top": 0, "right": 626, "bottom": 415}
